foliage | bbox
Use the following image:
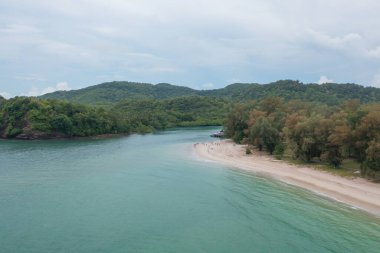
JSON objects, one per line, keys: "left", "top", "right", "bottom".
{"left": 274, "top": 143, "right": 285, "bottom": 160}
{"left": 40, "top": 80, "right": 380, "bottom": 106}
{"left": 0, "top": 97, "right": 130, "bottom": 139}
{"left": 224, "top": 105, "right": 248, "bottom": 143}
{"left": 248, "top": 117, "right": 279, "bottom": 154}
{"left": 0, "top": 96, "right": 230, "bottom": 139}
{"left": 224, "top": 97, "right": 380, "bottom": 179}
{"left": 113, "top": 96, "right": 231, "bottom": 131}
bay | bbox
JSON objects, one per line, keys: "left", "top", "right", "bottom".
{"left": 0, "top": 127, "right": 379, "bottom": 253}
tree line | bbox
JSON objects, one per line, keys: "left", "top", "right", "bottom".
{"left": 0, "top": 96, "right": 228, "bottom": 139}
{"left": 224, "top": 98, "right": 380, "bottom": 180}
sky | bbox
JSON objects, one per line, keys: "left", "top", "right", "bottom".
{"left": 1, "top": 0, "right": 380, "bottom": 98}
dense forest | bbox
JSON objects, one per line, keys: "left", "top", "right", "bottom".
{"left": 224, "top": 98, "right": 380, "bottom": 180}
{"left": 114, "top": 96, "right": 231, "bottom": 131}
{"left": 41, "top": 80, "right": 380, "bottom": 105}
{"left": 0, "top": 96, "right": 228, "bottom": 139}
{"left": 0, "top": 97, "right": 127, "bottom": 139}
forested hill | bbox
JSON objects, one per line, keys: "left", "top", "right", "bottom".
{"left": 40, "top": 80, "right": 380, "bottom": 105}
{"left": 202, "top": 81, "right": 380, "bottom": 104}
{"left": 41, "top": 81, "right": 197, "bottom": 105}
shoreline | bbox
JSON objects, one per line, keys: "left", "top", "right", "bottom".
{"left": 194, "top": 140, "right": 380, "bottom": 217}
{"left": 1, "top": 126, "right": 223, "bottom": 141}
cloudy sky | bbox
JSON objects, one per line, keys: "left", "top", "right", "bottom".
{"left": 1, "top": 0, "right": 380, "bottom": 98}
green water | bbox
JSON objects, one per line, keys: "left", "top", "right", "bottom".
{"left": 0, "top": 127, "right": 379, "bottom": 253}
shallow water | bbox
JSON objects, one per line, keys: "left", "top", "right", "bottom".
{"left": 0, "top": 127, "right": 379, "bottom": 253}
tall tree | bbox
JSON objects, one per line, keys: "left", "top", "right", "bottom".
{"left": 249, "top": 117, "right": 280, "bottom": 154}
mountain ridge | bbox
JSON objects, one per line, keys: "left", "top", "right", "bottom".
{"left": 40, "top": 80, "right": 380, "bottom": 105}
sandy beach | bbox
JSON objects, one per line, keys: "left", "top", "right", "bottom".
{"left": 194, "top": 140, "right": 380, "bottom": 216}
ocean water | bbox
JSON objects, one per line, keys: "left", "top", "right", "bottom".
{"left": 0, "top": 127, "right": 379, "bottom": 253}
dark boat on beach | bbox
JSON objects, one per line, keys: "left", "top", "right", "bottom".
{"left": 210, "top": 130, "right": 225, "bottom": 138}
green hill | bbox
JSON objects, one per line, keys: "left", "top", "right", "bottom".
{"left": 203, "top": 80, "right": 380, "bottom": 104}
{"left": 40, "top": 80, "right": 380, "bottom": 105}
{"left": 41, "top": 81, "right": 197, "bottom": 105}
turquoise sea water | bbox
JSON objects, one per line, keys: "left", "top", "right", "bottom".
{"left": 0, "top": 127, "right": 379, "bottom": 253}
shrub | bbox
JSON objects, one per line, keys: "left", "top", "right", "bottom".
{"left": 274, "top": 143, "right": 285, "bottom": 160}
{"left": 7, "top": 127, "right": 22, "bottom": 138}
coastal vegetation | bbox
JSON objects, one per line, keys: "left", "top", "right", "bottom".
{"left": 224, "top": 98, "right": 380, "bottom": 180}
{"left": 0, "top": 97, "right": 128, "bottom": 139}
{"left": 1, "top": 80, "right": 379, "bottom": 179}
{"left": 0, "top": 96, "right": 228, "bottom": 139}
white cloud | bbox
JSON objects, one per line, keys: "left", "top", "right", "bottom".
{"left": 308, "top": 30, "right": 362, "bottom": 50}
{"left": 23, "top": 82, "right": 71, "bottom": 96}
{"left": 318, "top": 76, "right": 333, "bottom": 84}
{"left": 1, "top": 0, "right": 380, "bottom": 93}
{"left": 0, "top": 92, "right": 11, "bottom": 98}
{"left": 42, "top": 82, "right": 71, "bottom": 94}
{"left": 23, "top": 87, "right": 41, "bottom": 97}
{"left": 370, "top": 71, "right": 380, "bottom": 88}
{"left": 202, "top": 83, "right": 215, "bottom": 89}
{"left": 367, "top": 46, "right": 380, "bottom": 59}
{"left": 226, "top": 78, "right": 241, "bottom": 84}
{"left": 0, "top": 23, "right": 98, "bottom": 66}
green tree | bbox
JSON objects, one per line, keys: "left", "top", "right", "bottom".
{"left": 361, "top": 140, "right": 380, "bottom": 180}
{"left": 249, "top": 117, "right": 279, "bottom": 154}
{"left": 225, "top": 105, "right": 248, "bottom": 143}
{"left": 51, "top": 114, "right": 73, "bottom": 135}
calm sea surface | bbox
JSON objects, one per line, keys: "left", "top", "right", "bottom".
{"left": 0, "top": 127, "right": 379, "bottom": 253}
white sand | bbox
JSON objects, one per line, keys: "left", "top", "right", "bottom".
{"left": 194, "top": 140, "right": 380, "bottom": 216}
